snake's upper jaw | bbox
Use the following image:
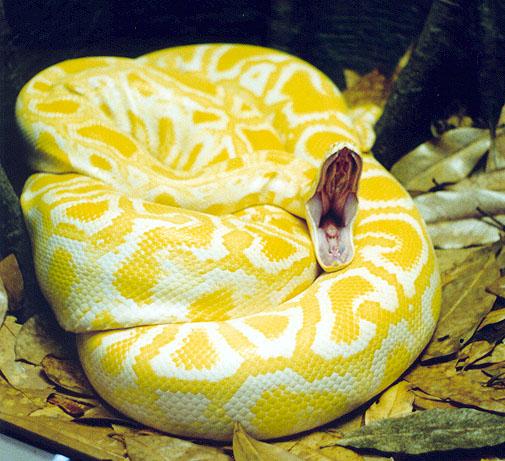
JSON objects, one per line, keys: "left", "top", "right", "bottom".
{"left": 306, "top": 146, "right": 362, "bottom": 273}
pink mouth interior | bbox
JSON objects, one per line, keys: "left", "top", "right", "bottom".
{"left": 307, "top": 147, "right": 362, "bottom": 269}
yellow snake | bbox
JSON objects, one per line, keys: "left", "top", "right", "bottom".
{"left": 16, "top": 44, "right": 441, "bottom": 441}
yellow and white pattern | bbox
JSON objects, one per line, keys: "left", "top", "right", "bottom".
{"left": 16, "top": 44, "right": 441, "bottom": 440}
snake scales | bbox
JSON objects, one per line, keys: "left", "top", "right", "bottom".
{"left": 16, "top": 44, "right": 441, "bottom": 440}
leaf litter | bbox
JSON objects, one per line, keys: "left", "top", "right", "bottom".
{"left": 1, "top": 70, "right": 505, "bottom": 460}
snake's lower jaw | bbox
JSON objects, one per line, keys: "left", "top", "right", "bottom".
{"left": 306, "top": 146, "right": 362, "bottom": 272}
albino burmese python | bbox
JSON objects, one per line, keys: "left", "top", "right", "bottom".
{"left": 16, "top": 44, "right": 441, "bottom": 440}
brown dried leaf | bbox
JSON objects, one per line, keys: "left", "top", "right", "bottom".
{"left": 343, "top": 69, "right": 361, "bottom": 89}
{"left": 458, "top": 340, "right": 496, "bottom": 367}
{"left": 487, "top": 275, "right": 505, "bottom": 298}
{"left": 422, "top": 246, "right": 500, "bottom": 360}
{"left": 0, "top": 254, "right": 24, "bottom": 310}
{"left": 78, "top": 400, "right": 138, "bottom": 426}
{"left": 0, "top": 279, "right": 7, "bottom": 328}
{"left": 483, "top": 362, "right": 505, "bottom": 388}
{"left": 15, "top": 314, "right": 72, "bottom": 365}
{"left": 477, "top": 343, "right": 505, "bottom": 366}
{"left": 330, "top": 412, "right": 364, "bottom": 434}
{"left": 0, "top": 316, "right": 51, "bottom": 390}
{"left": 436, "top": 246, "right": 489, "bottom": 276}
{"left": 427, "top": 219, "right": 502, "bottom": 249}
{"left": 450, "top": 168, "right": 505, "bottom": 192}
{"left": 41, "top": 355, "right": 95, "bottom": 396}
{"left": 391, "top": 128, "right": 490, "bottom": 193}
{"left": 479, "top": 308, "right": 505, "bottom": 330}
{"left": 343, "top": 69, "right": 391, "bottom": 109}
{"left": 412, "top": 389, "right": 458, "bottom": 411}
{"left": 233, "top": 422, "right": 303, "bottom": 460}
{"left": 123, "top": 432, "right": 231, "bottom": 461}
{"left": 276, "top": 431, "right": 364, "bottom": 461}
{"left": 0, "top": 413, "right": 126, "bottom": 460}
{"left": 29, "top": 404, "right": 74, "bottom": 420}
{"left": 364, "top": 381, "right": 414, "bottom": 425}
{"left": 405, "top": 360, "right": 505, "bottom": 413}
{"left": 415, "top": 190, "right": 505, "bottom": 223}
{"left": 47, "top": 392, "right": 94, "bottom": 417}
{"left": 0, "top": 376, "right": 46, "bottom": 417}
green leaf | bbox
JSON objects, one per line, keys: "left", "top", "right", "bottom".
{"left": 332, "top": 409, "right": 505, "bottom": 455}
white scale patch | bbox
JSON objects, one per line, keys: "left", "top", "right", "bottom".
{"left": 228, "top": 307, "right": 303, "bottom": 359}
{"left": 239, "top": 62, "right": 278, "bottom": 97}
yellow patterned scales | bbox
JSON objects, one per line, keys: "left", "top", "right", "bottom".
{"left": 17, "top": 44, "right": 441, "bottom": 440}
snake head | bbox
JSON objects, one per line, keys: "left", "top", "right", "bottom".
{"left": 306, "top": 145, "right": 362, "bottom": 272}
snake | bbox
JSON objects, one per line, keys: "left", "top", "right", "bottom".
{"left": 16, "top": 44, "right": 441, "bottom": 441}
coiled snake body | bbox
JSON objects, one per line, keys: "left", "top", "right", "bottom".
{"left": 17, "top": 44, "right": 441, "bottom": 440}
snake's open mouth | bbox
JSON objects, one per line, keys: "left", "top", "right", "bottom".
{"left": 306, "top": 146, "right": 362, "bottom": 271}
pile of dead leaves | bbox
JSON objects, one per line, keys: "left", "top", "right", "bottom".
{"left": 1, "top": 74, "right": 505, "bottom": 460}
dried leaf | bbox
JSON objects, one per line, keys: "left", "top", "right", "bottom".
{"left": 47, "top": 392, "right": 94, "bottom": 417}
{"left": 391, "top": 128, "right": 490, "bottom": 192}
{"left": 450, "top": 168, "right": 505, "bottom": 192}
{"left": 478, "top": 343, "right": 505, "bottom": 366}
{"left": 0, "top": 279, "right": 7, "bottom": 328}
{"left": 427, "top": 219, "right": 501, "bottom": 249}
{"left": 343, "top": 69, "right": 362, "bottom": 89}
{"left": 423, "top": 246, "right": 500, "bottom": 360}
{"left": 343, "top": 69, "right": 391, "bottom": 109}
{"left": 76, "top": 399, "right": 139, "bottom": 426}
{"left": 412, "top": 389, "right": 458, "bottom": 411}
{"left": 0, "top": 376, "right": 46, "bottom": 416}
{"left": 479, "top": 308, "right": 505, "bottom": 330}
{"left": 487, "top": 122, "right": 505, "bottom": 171}
{"left": 458, "top": 340, "right": 496, "bottom": 367}
{"left": 414, "top": 190, "right": 505, "bottom": 223}
{"left": 275, "top": 431, "right": 364, "bottom": 461}
{"left": 0, "top": 316, "right": 51, "bottom": 390}
{"left": 41, "top": 355, "right": 95, "bottom": 396}
{"left": 364, "top": 382, "right": 414, "bottom": 425}
{"left": 233, "top": 422, "right": 303, "bottom": 460}
{"left": 488, "top": 275, "right": 505, "bottom": 298}
{"left": 436, "top": 246, "right": 490, "bottom": 276}
{"left": 0, "top": 254, "right": 24, "bottom": 311}
{"left": 15, "top": 314, "right": 72, "bottom": 365}
{"left": 405, "top": 360, "right": 505, "bottom": 413}
{"left": 334, "top": 409, "right": 505, "bottom": 454}
{"left": 123, "top": 432, "right": 231, "bottom": 461}
{"left": 483, "top": 362, "right": 505, "bottom": 388}
{"left": 29, "top": 404, "right": 74, "bottom": 420}
{"left": 0, "top": 413, "right": 126, "bottom": 460}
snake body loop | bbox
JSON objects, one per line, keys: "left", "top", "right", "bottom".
{"left": 17, "top": 44, "right": 441, "bottom": 440}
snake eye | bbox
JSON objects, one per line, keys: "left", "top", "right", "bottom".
{"left": 306, "top": 146, "right": 362, "bottom": 271}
